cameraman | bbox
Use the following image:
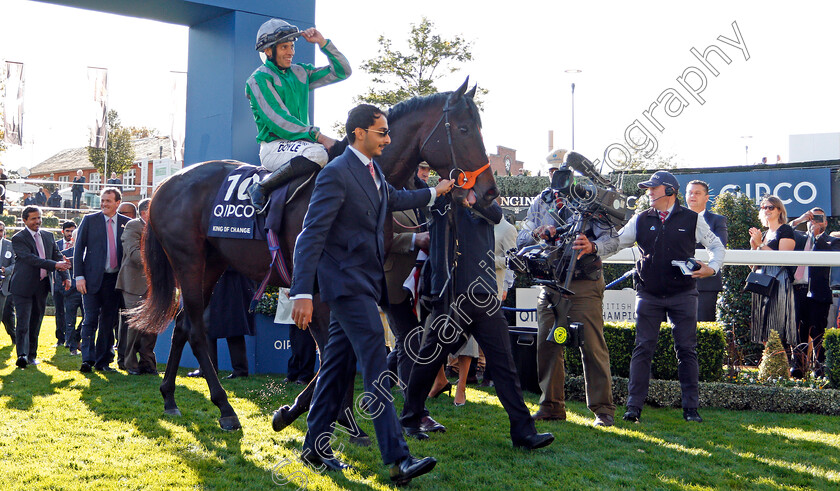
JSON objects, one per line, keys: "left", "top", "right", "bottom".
{"left": 574, "top": 171, "right": 725, "bottom": 424}
{"left": 517, "top": 180, "right": 617, "bottom": 427}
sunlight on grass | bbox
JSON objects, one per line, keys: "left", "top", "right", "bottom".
{"left": 610, "top": 427, "right": 712, "bottom": 457}
{"left": 734, "top": 451, "right": 840, "bottom": 482}
{"left": 746, "top": 425, "right": 840, "bottom": 449}
{"left": 658, "top": 474, "right": 716, "bottom": 490}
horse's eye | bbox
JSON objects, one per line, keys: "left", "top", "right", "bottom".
{"left": 459, "top": 126, "right": 469, "bottom": 135}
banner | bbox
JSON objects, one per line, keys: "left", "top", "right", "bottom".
{"left": 170, "top": 71, "right": 186, "bottom": 163}
{"left": 3, "top": 61, "right": 24, "bottom": 146}
{"left": 87, "top": 67, "right": 108, "bottom": 149}
{"left": 674, "top": 168, "right": 831, "bottom": 218}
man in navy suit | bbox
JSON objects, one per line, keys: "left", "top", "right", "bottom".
{"left": 74, "top": 188, "right": 131, "bottom": 373}
{"left": 0, "top": 222, "right": 16, "bottom": 344}
{"left": 686, "top": 181, "right": 728, "bottom": 322}
{"left": 790, "top": 207, "right": 839, "bottom": 377}
{"left": 11, "top": 206, "right": 71, "bottom": 368}
{"left": 52, "top": 221, "right": 76, "bottom": 347}
{"left": 290, "top": 104, "right": 453, "bottom": 485}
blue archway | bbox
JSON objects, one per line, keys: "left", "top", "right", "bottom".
{"left": 36, "top": 0, "right": 317, "bottom": 166}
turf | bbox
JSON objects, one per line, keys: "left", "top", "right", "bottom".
{"left": 1, "top": 317, "right": 839, "bottom": 490}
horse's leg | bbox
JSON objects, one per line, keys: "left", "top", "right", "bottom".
{"left": 161, "top": 310, "right": 189, "bottom": 416}
{"left": 186, "top": 261, "right": 240, "bottom": 430}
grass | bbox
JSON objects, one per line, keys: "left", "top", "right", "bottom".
{"left": 1, "top": 317, "right": 840, "bottom": 490}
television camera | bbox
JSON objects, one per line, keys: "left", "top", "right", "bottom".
{"left": 506, "top": 151, "right": 635, "bottom": 348}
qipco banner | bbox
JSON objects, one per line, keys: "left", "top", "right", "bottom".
{"left": 675, "top": 168, "right": 831, "bottom": 217}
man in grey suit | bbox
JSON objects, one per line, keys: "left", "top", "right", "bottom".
{"left": 686, "top": 180, "right": 728, "bottom": 322}
{"left": 0, "top": 222, "right": 16, "bottom": 344}
{"left": 11, "top": 206, "right": 71, "bottom": 368}
{"left": 116, "top": 199, "right": 158, "bottom": 375}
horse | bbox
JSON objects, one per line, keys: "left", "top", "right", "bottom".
{"left": 131, "top": 78, "right": 497, "bottom": 431}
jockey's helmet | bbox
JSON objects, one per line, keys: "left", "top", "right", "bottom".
{"left": 255, "top": 19, "right": 301, "bottom": 51}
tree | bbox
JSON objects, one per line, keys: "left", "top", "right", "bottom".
{"left": 127, "top": 126, "right": 159, "bottom": 138}
{"left": 612, "top": 147, "right": 680, "bottom": 171}
{"left": 356, "top": 17, "right": 487, "bottom": 109}
{"left": 87, "top": 109, "right": 135, "bottom": 175}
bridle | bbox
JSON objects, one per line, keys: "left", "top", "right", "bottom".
{"left": 418, "top": 97, "right": 490, "bottom": 190}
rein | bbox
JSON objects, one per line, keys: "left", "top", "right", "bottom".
{"left": 418, "top": 98, "right": 489, "bottom": 190}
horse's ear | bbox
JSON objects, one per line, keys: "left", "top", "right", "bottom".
{"left": 452, "top": 77, "right": 470, "bottom": 100}
{"left": 466, "top": 84, "right": 477, "bottom": 99}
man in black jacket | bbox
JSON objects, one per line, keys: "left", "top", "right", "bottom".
{"left": 789, "top": 207, "right": 839, "bottom": 377}
{"left": 685, "top": 181, "right": 728, "bottom": 322}
{"left": 575, "top": 171, "right": 725, "bottom": 423}
{"left": 400, "top": 195, "right": 554, "bottom": 450}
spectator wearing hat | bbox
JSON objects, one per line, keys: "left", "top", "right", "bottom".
{"left": 574, "top": 170, "right": 725, "bottom": 424}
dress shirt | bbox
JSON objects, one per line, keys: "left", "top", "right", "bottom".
{"left": 594, "top": 204, "right": 726, "bottom": 273}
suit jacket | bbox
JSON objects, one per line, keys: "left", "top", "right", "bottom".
{"left": 115, "top": 218, "right": 147, "bottom": 296}
{"left": 0, "top": 238, "right": 16, "bottom": 296}
{"left": 384, "top": 208, "right": 423, "bottom": 305}
{"left": 74, "top": 211, "right": 131, "bottom": 295}
{"left": 793, "top": 230, "right": 839, "bottom": 304}
{"left": 290, "top": 147, "right": 433, "bottom": 307}
{"left": 695, "top": 210, "right": 728, "bottom": 292}
{"left": 10, "top": 228, "right": 68, "bottom": 296}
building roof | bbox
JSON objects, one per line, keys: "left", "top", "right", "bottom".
{"left": 30, "top": 136, "right": 173, "bottom": 175}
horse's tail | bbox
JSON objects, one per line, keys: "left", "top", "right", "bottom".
{"left": 128, "top": 221, "right": 178, "bottom": 334}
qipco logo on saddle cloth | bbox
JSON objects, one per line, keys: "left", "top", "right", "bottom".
{"left": 208, "top": 168, "right": 261, "bottom": 239}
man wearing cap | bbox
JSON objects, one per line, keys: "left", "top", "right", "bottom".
{"left": 245, "top": 18, "right": 351, "bottom": 213}
{"left": 574, "top": 170, "right": 725, "bottom": 424}
{"left": 517, "top": 149, "right": 617, "bottom": 427}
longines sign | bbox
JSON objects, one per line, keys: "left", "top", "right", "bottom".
{"left": 499, "top": 196, "right": 538, "bottom": 207}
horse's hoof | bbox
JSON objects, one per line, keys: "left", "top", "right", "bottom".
{"left": 219, "top": 415, "right": 242, "bottom": 431}
{"left": 163, "top": 408, "right": 182, "bottom": 417}
{"left": 349, "top": 435, "right": 372, "bottom": 447}
{"left": 272, "top": 405, "right": 293, "bottom": 432}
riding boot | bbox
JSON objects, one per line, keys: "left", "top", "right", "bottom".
{"left": 248, "top": 156, "right": 321, "bottom": 214}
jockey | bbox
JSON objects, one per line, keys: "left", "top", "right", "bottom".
{"left": 246, "top": 18, "right": 352, "bottom": 213}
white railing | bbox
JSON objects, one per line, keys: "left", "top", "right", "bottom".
{"left": 604, "top": 248, "right": 840, "bottom": 267}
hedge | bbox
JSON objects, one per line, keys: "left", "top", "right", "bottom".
{"left": 826, "top": 329, "right": 840, "bottom": 388}
{"left": 566, "top": 376, "right": 840, "bottom": 415}
{"left": 565, "top": 321, "right": 726, "bottom": 382}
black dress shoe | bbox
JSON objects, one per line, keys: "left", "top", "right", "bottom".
{"left": 224, "top": 373, "right": 248, "bottom": 379}
{"left": 127, "top": 369, "right": 143, "bottom": 375}
{"left": 80, "top": 362, "right": 92, "bottom": 373}
{"left": 513, "top": 432, "right": 555, "bottom": 451}
{"left": 16, "top": 356, "right": 27, "bottom": 369}
{"left": 403, "top": 425, "right": 430, "bottom": 440}
{"left": 623, "top": 406, "right": 642, "bottom": 423}
{"left": 419, "top": 415, "right": 446, "bottom": 433}
{"left": 683, "top": 408, "right": 703, "bottom": 422}
{"left": 390, "top": 455, "right": 437, "bottom": 486}
{"left": 300, "top": 452, "right": 352, "bottom": 472}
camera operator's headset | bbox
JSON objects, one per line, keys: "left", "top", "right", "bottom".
{"left": 663, "top": 183, "right": 676, "bottom": 197}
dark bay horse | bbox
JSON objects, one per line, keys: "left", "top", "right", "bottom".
{"left": 131, "top": 78, "right": 497, "bottom": 431}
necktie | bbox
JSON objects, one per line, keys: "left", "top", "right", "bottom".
{"left": 107, "top": 217, "right": 118, "bottom": 269}
{"left": 367, "top": 161, "right": 376, "bottom": 180}
{"left": 34, "top": 231, "right": 46, "bottom": 280}
{"left": 659, "top": 210, "right": 669, "bottom": 223}
{"left": 794, "top": 234, "right": 813, "bottom": 281}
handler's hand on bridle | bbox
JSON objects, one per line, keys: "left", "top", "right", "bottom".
{"left": 292, "top": 298, "right": 313, "bottom": 330}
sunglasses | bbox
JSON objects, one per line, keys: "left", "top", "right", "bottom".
{"left": 364, "top": 128, "right": 391, "bottom": 136}
{"left": 760, "top": 205, "right": 776, "bottom": 211}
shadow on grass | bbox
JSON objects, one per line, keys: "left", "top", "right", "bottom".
{"left": 0, "top": 346, "right": 73, "bottom": 410}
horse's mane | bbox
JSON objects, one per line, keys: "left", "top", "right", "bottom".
{"left": 387, "top": 91, "right": 482, "bottom": 128}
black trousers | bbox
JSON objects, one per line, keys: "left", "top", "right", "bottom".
{"left": 401, "top": 295, "right": 536, "bottom": 443}
{"left": 287, "top": 319, "right": 316, "bottom": 381}
{"left": 208, "top": 335, "right": 249, "bottom": 376}
{"left": 793, "top": 285, "right": 831, "bottom": 368}
{"left": 14, "top": 279, "right": 50, "bottom": 360}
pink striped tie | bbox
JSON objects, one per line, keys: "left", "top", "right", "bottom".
{"left": 107, "top": 218, "right": 118, "bottom": 269}
{"left": 34, "top": 231, "right": 46, "bottom": 280}
{"left": 367, "top": 161, "right": 376, "bottom": 181}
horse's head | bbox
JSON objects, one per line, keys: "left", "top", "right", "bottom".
{"left": 419, "top": 78, "right": 498, "bottom": 208}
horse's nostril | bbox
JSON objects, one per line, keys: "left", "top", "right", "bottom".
{"left": 487, "top": 187, "right": 497, "bottom": 196}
